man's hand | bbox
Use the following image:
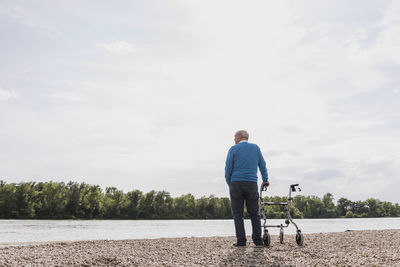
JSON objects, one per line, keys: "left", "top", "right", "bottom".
{"left": 261, "top": 182, "right": 270, "bottom": 190}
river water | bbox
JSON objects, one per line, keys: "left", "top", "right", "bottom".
{"left": 1, "top": 218, "right": 399, "bottom": 244}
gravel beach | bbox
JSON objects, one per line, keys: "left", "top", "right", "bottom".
{"left": 1, "top": 229, "right": 399, "bottom": 266}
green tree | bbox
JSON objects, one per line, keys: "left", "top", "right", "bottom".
{"left": 293, "top": 195, "right": 308, "bottom": 217}
{"left": 218, "top": 197, "right": 232, "bottom": 219}
{"left": 103, "top": 187, "right": 127, "bottom": 218}
{"left": 351, "top": 200, "right": 368, "bottom": 217}
{"left": 1, "top": 180, "right": 400, "bottom": 219}
{"left": 393, "top": 203, "right": 400, "bottom": 217}
{"left": 336, "top": 197, "right": 352, "bottom": 217}
{"left": 153, "top": 191, "right": 173, "bottom": 219}
{"left": 345, "top": 210, "right": 355, "bottom": 218}
{"left": 196, "top": 197, "right": 210, "bottom": 219}
{"left": 379, "top": 201, "right": 393, "bottom": 217}
{"left": 307, "top": 196, "right": 324, "bottom": 218}
{"left": 34, "top": 181, "right": 66, "bottom": 218}
{"left": 322, "top": 193, "right": 336, "bottom": 218}
{"left": 65, "top": 182, "right": 84, "bottom": 218}
{"left": 14, "top": 182, "right": 37, "bottom": 218}
{"left": 81, "top": 184, "right": 104, "bottom": 218}
{"left": 173, "top": 194, "right": 196, "bottom": 219}
{"left": 126, "top": 190, "right": 142, "bottom": 219}
{"left": 0, "top": 181, "right": 18, "bottom": 218}
{"left": 138, "top": 190, "right": 156, "bottom": 219}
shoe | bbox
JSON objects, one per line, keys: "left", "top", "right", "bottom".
{"left": 254, "top": 243, "right": 264, "bottom": 248}
{"left": 233, "top": 243, "right": 246, "bottom": 247}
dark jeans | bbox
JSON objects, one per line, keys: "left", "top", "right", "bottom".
{"left": 229, "top": 181, "right": 262, "bottom": 245}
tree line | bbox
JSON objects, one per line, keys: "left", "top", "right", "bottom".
{"left": 0, "top": 181, "right": 399, "bottom": 219}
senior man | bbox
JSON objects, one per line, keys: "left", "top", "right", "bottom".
{"left": 225, "top": 130, "right": 269, "bottom": 247}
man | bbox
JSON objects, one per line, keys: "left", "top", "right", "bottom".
{"left": 225, "top": 130, "right": 269, "bottom": 247}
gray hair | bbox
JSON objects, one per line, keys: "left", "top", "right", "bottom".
{"left": 235, "top": 130, "right": 249, "bottom": 140}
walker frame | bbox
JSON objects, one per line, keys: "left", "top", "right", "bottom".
{"left": 259, "top": 184, "right": 304, "bottom": 246}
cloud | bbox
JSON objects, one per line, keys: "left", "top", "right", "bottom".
{"left": 0, "top": 87, "right": 18, "bottom": 101}
{"left": 99, "top": 41, "right": 139, "bottom": 54}
{"left": 50, "top": 91, "right": 85, "bottom": 102}
{"left": 1, "top": 0, "right": 400, "bottom": 203}
{"left": 0, "top": 2, "right": 61, "bottom": 40}
{"left": 304, "top": 168, "right": 343, "bottom": 181}
{"left": 379, "top": 0, "right": 400, "bottom": 26}
{"left": 280, "top": 125, "right": 302, "bottom": 134}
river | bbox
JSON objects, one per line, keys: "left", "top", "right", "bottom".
{"left": 1, "top": 218, "right": 399, "bottom": 244}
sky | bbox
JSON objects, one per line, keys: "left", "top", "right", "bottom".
{"left": 1, "top": 0, "right": 399, "bottom": 203}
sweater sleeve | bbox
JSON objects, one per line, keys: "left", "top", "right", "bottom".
{"left": 225, "top": 147, "right": 234, "bottom": 185}
{"left": 257, "top": 146, "right": 269, "bottom": 182}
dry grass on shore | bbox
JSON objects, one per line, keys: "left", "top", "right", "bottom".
{"left": 1, "top": 229, "right": 399, "bottom": 266}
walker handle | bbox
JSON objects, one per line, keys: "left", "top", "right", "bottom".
{"left": 290, "top": 184, "right": 301, "bottom": 192}
{"left": 261, "top": 184, "right": 269, "bottom": 191}
{"left": 260, "top": 184, "right": 268, "bottom": 199}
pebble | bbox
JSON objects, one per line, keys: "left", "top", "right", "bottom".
{"left": 0, "top": 230, "right": 399, "bottom": 266}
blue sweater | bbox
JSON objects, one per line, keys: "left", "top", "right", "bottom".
{"left": 225, "top": 141, "right": 268, "bottom": 185}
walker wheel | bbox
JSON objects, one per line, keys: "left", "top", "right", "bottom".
{"left": 279, "top": 229, "right": 284, "bottom": 244}
{"left": 263, "top": 230, "right": 271, "bottom": 247}
{"left": 295, "top": 230, "right": 304, "bottom": 246}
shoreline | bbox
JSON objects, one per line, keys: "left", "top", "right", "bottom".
{"left": 1, "top": 229, "right": 399, "bottom": 266}
{"left": 1, "top": 217, "right": 399, "bottom": 220}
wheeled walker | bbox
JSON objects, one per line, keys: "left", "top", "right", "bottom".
{"left": 259, "top": 184, "right": 304, "bottom": 247}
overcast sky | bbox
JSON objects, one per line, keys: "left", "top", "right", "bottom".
{"left": 1, "top": 0, "right": 399, "bottom": 203}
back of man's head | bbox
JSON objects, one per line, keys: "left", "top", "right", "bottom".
{"left": 235, "top": 130, "right": 249, "bottom": 140}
